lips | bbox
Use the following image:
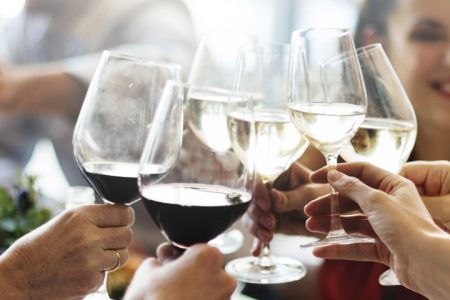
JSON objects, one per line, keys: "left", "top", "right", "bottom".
{"left": 431, "top": 80, "right": 450, "bottom": 99}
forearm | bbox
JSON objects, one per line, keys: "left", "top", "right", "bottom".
{"left": 18, "top": 70, "right": 87, "bottom": 117}
{"left": 408, "top": 233, "right": 450, "bottom": 300}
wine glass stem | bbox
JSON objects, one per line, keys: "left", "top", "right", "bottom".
{"left": 255, "top": 243, "right": 276, "bottom": 269}
{"left": 325, "top": 154, "right": 346, "bottom": 237}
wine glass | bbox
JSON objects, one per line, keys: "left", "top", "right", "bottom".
{"left": 138, "top": 80, "right": 256, "bottom": 252}
{"left": 288, "top": 28, "right": 373, "bottom": 247}
{"left": 339, "top": 44, "right": 417, "bottom": 286}
{"left": 73, "top": 51, "right": 181, "bottom": 298}
{"left": 187, "top": 31, "right": 257, "bottom": 252}
{"left": 73, "top": 51, "right": 181, "bottom": 205}
{"left": 225, "top": 43, "right": 309, "bottom": 284}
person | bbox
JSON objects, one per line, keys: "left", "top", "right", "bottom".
{"left": 0, "top": 204, "right": 134, "bottom": 299}
{"left": 304, "top": 161, "right": 450, "bottom": 300}
{"left": 247, "top": 0, "right": 450, "bottom": 299}
{"left": 124, "top": 243, "right": 237, "bottom": 300}
{"left": 0, "top": 0, "right": 195, "bottom": 186}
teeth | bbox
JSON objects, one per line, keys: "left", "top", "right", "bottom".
{"left": 440, "top": 83, "right": 450, "bottom": 93}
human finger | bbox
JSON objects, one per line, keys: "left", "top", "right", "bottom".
{"left": 312, "top": 242, "right": 388, "bottom": 265}
{"left": 305, "top": 215, "right": 376, "bottom": 238}
{"left": 273, "top": 162, "right": 312, "bottom": 190}
{"left": 82, "top": 205, "right": 135, "bottom": 227}
{"left": 304, "top": 193, "right": 361, "bottom": 217}
{"left": 311, "top": 162, "right": 406, "bottom": 194}
{"left": 102, "top": 249, "right": 129, "bottom": 272}
{"left": 401, "top": 161, "right": 450, "bottom": 196}
{"left": 157, "top": 243, "right": 181, "bottom": 263}
{"left": 99, "top": 226, "right": 133, "bottom": 249}
{"left": 271, "top": 183, "right": 330, "bottom": 213}
{"left": 242, "top": 212, "right": 274, "bottom": 243}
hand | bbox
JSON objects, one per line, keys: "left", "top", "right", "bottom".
{"left": 242, "top": 163, "right": 329, "bottom": 255}
{"left": 305, "top": 162, "right": 448, "bottom": 290}
{"left": 0, "top": 204, "right": 134, "bottom": 299}
{"left": 124, "top": 243, "right": 237, "bottom": 300}
{"left": 401, "top": 161, "right": 450, "bottom": 230}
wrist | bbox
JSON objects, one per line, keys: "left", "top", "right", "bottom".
{"left": 0, "top": 249, "right": 29, "bottom": 299}
{"left": 405, "top": 230, "right": 450, "bottom": 299}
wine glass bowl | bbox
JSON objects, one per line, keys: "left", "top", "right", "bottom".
{"left": 338, "top": 43, "right": 417, "bottom": 286}
{"left": 73, "top": 51, "right": 181, "bottom": 205}
{"left": 138, "top": 81, "right": 255, "bottom": 250}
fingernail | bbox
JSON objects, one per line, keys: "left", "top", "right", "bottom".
{"left": 328, "top": 170, "right": 342, "bottom": 182}
{"left": 272, "top": 190, "right": 284, "bottom": 209}
{"left": 257, "top": 198, "right": 270, "bottom": 211}
{"left": 256, "top": 230, "right": 270, "bottom": 242}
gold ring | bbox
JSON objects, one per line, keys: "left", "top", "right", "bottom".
{"left": 105, "top": 249, "right": 121, "bottom": 272}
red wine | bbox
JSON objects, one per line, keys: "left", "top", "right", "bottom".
{"left": 141, "top": 183, "right": 251, "bottom": 248}
{"left": 81, "top": 162, "right": 139, "bottom": 204}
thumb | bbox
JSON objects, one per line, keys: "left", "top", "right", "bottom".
{"left": 271, "top": 188, "right": 302, "bottom": 213}
{"left": 327, "top": 170, "right": 377, "bottom": 214}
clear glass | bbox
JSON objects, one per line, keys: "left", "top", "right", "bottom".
{"left": 73, "top": 51, "right": 181, "bottom": 205}
{"left": 339, "top": 44, "right": 417, "bottom": 286}
{"left": 138, "top": 80, "right": 256, "bottom": 252}
{"left": 72, "top": 52, "right": 181, "bottom": 298}
{"left": 225, "top": 44, "right": 308, "bottom": 284}
{"left": 187, "top": 31, "right": 257, "bottom": 252}
{"left": 288, "top": 28, "right": 373, "bottom": 247}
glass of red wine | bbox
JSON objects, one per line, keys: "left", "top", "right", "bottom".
{"left": 138, "top": 80, "right": 256, "bottom": 251}
{"left": 73, "top": 51, "right": 182, "bottom": 205}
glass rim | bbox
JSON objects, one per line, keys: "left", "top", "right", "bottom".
{"left": 101, "top": 50, "right": 182, "bottom": 71}
{"left": 164, "top": 79, "right": 254, "bottom": 99}
{"left": 291, "top": 27, "right": 352, "bottom": 40}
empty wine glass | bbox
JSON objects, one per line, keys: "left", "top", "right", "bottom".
{"left": 288, "top": 28, "right": 374, "bottom": 247}
{"left": 138, "top": 80, "right": 256, "bottom": 252}
{"left": 225, "top": 43, "right": 308, "bottom": 284}
{"left": 339, "top": 44, "right": 417, "bottom": 286}
{"left": 187, "top": 31, "right": 257, "bottom": 252}
{"left": 73, "top": 51, "right": 181, "bottom": 297}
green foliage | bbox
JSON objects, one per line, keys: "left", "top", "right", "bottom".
{"left": 0, "top": 175, "right": 52, "bottom": 251}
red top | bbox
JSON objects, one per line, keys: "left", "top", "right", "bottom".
{"left": 318, "top": 260, "right": 426, "bottom": 300}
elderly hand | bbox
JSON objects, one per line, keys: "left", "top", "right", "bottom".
{"left": 243, "top": 163, "right": 329, "bottom": 255}
{"left": 304, "top": 162, "right": 450, "bottom": 298}
{"left": 0, "top": 204, "right": 134, "bottom": 299}
{"left": 124, "top": 243, "right": 237, "bottom": 300}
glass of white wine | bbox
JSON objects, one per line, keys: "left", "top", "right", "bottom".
{"left": 339, "top": 44, "right": 417, "bottom": 286}
{"left": 288, "top": 28, "right": 374, "bottom": 247}
{"left": 225, "top": 43, "right": 309, "bottom": 284}
{"left": 186, "top": 31, "right": 257, "bottom": 253}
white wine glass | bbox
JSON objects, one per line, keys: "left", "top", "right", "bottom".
{"left": 288, "top": 28, "right": 374, "bottom": 247}
{"left": 187, "top": 32, "right": 257, "bottom": 253}
{"left": 225, "top": 43, "right": 309, "bottom": 284}
{"left": 138, "top": 80, "right": 256, "bottom": 252}
{"left": 73, "top": 51, "right": 181, "bottom": 298}
{"left": 339, "top": 44, "right": 417, "bottom": 286}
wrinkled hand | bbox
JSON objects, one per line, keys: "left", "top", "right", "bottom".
{"left": 243, "top": 163, "right": 329, "bottom": 255}
{"left": 0, "top": 204, "right": 134, "bottom": 299}
{"left": 124, "top": 243, "right": 237, "bottom": 300}
{"left": 401, "top": 161, "right": 450, "bottom": 230}
{"left": 304, "top": 162, "right": 448, "bottom": 288}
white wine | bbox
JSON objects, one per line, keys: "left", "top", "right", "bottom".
{"left": 340, "top": 118, "right": 416, "bottom": 173}
{"left": 288, "top": 102, "right": 365, "bottom": 154}
{"left": 228, "top": 108, "right": 309, "bottom": 182}
{"left": 186, "top": 92, "right": 249, "bottom": 152}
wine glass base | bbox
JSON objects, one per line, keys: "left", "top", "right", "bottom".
{"left": 225, "top": 256, "right": 306, "bottom": 284}
{"left": 300, "top": 235, "right": 375, "bottom": 248}
{"left": 379, "top": 269, "right": 401, "bottom": 286}
{"left": 208, "top": 229, "right": 244, "bottom": 255}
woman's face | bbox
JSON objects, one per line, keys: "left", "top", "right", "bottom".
{"left": 384, "top": 0, "right": 450, "bottom": 132}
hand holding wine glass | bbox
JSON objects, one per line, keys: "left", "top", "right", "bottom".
{"left": 288, "top": 28, "right": 373, "bottom": 247}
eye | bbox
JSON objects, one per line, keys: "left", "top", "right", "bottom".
{"left": 410, "top": 31, "right": 447, "bottom": 42}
